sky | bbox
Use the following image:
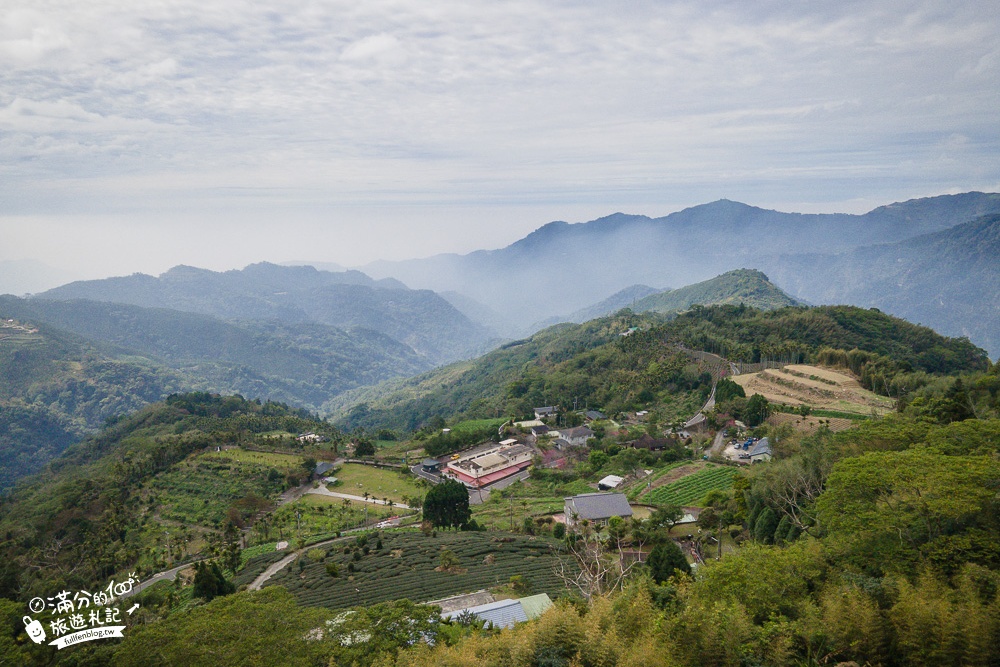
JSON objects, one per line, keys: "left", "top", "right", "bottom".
{"left": 1, "top": 0, "right": 998, "bottom": 286}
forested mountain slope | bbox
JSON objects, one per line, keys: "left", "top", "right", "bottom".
{"left": 771, "top": 212, "right": 1000, "bottom": 356}
{"left": 0, "top": 319, "right": 186, "bottom": 488}
{"left": 40, "top": 262, "right": 492, "bottom": 364}
{"left": 333, "top": 303, "right": 989, "bottom": 433}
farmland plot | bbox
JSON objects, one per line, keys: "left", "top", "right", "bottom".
{"left": 265, "top": 531, "right": 569, "bottom": 610}
{"left": 639, "top": 465, "right": 739, "bottom": 507}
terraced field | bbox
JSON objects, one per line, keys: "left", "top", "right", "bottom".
{"left": 732, "top": 364, "right": 893, "bottom": 415}
{"left": 265, "top": 531, "right": 568, "bottom": 610}
{"left": 639, "top": 465, "right": 739, "bottom": 507}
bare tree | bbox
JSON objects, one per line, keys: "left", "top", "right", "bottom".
{"left": 553, "top": 516, "right": 644, "bottom": 602}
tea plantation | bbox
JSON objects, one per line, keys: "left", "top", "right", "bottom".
{"left": 264, "top": 531, "right": 569, "bottom": 610}
{"left": 639, "top": 465, "right": 739, "bottom": 507}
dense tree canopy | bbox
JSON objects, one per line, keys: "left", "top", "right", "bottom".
{"left": 422, "top": 479, "right": 472, "bottom": 529}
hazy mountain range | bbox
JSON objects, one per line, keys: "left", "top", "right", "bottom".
{"left": 360, "top": 192, "right": 1000, "bottom": 356}
{"left": 39, "top": 262, "right": 493, "bottom": 364}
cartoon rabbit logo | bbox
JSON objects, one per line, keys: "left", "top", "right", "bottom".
{"left": 24, "top": 616, "right": 46, "bottom": 644}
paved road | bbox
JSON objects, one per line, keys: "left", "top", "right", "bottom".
{"left": 248, "top": 552, "right": 298, "bottom": 591}
{"left": 247, "top": 527, "right": 375, "bottom": 590}
{"left": 122, "top": 560, "right": 204, "bottom": 599}
{"left": 305, "top": 487, "right": 410, "bottom": 508}
{"left": 410, "top": 464, "right": 442, "bottom": 484}
{"left": 709, "top": 430, "right": 727, "bottom": 457}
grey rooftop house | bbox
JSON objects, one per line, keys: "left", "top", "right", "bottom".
{"left": 564, "top": 492, "right": 633, "bottom": 527}
{"left": 442, "top": 594, "right": 553, "bottom": 629}
{"left": 314, "top": 461, "right": 335, "bottom": 477}
{"left": 749, "top": 437, "right": 772, "bottom": 462}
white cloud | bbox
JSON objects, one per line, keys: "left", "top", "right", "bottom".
{"left": 0, "top": 0, "right": 998, "bottom": 274}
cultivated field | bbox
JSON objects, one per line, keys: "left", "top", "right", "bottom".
{"left": 202, "top": 448, "right": 306, "bottom": 469}
{"left": 264, "top": 531, "right": 569, "bottom": 610}
{"left": 637, "top": 464, "right": 739, "bottom": 507}
{"left": 767, "top": 412, "right": 858, "bottom": 434}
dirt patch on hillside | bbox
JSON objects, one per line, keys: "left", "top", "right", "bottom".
{"left": 732, "top": 364, "right": 893, "bottom": 415}
{"left": 767, "top": 412, "right": 857, "bottom": 434}
{"left": 648, "top": 463, "right": 702, "bottom": 491}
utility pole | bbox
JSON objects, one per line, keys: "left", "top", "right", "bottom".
{"left": 509, "top": 494, "right": 514, "bottom": 532}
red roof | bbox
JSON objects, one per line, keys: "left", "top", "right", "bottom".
{"left": 448, "top": 461, "right": 532, "bottom": 488}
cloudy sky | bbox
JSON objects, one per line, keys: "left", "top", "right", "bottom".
{"left": 1, "top": 0, "right": 998, "bottom": 285}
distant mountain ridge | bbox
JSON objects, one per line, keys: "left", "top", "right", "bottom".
{"left": 770, "top": 212, "right": 1000, "bottom": 356}
{"left": 360, "top": 192, "right": 1000, "bottom": 355}
{"left": 40, "top": 262, "right": 493, "bottom": 364}
{"left": 0, "top": 295, "right": 433, "bottom": 410}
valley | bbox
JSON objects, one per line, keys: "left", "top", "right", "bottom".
{"left": 1, "top": 193, "right": 999, "bottom": 666}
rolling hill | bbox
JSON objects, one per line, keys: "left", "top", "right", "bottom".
{"left": 39, "top": 262, "right": 493, "bottom": 364}
{"left": 330, "top": 302, "right": 989, "bottom": 433}
{"left": 630, "top": 269, "right": 801, "bottom": 314}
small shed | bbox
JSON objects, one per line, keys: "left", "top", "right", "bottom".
{"left": 314, "top": 461, "right": 335, "bottom": 477}
{"left": 598, "top": 474, "right": 624, "bottom": 490}
{"left": 443, "top": 594, "right": 553, "bottom": 629}
{"left": 632, "top": 433, "right": 671, "bottom": 451}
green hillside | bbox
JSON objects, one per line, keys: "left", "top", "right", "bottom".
{"left": 0, "top": 319, "right": 187, "bottom": 487}
{"left": 1, "top": 295, "right": 432, "bottom": 410}
{"left": 0, "top": 295, "right": 439, "bottom": 489}
{"left": 632, "top": 269, "right": 801, "bottom": 314}
{"left": 333, "top": 303, "right": 988, "bottom": 433}
{"left": 0, "top": 393, "right": 337, "bottom": 599}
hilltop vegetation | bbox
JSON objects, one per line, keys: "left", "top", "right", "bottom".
{"left": 0, "top": 393, "right": 338, "bottom": 600}
{"left": 334, "top": 303, "right": 988, "bottom": 434}
{"left": 630, "top": 269, "right": 800, "bottom": 314}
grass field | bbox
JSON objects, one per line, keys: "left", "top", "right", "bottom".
{"left": 264, "top": 495, "right": 406, "bottom": 542}
{"left": 639, "top": 465, "right": 739, "bottom": 507}
{"left": 264, "top": 531, "right": 569, "bottom": 610}
{"left": 330, "top": 464, "right": 428, "bottom": 504}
